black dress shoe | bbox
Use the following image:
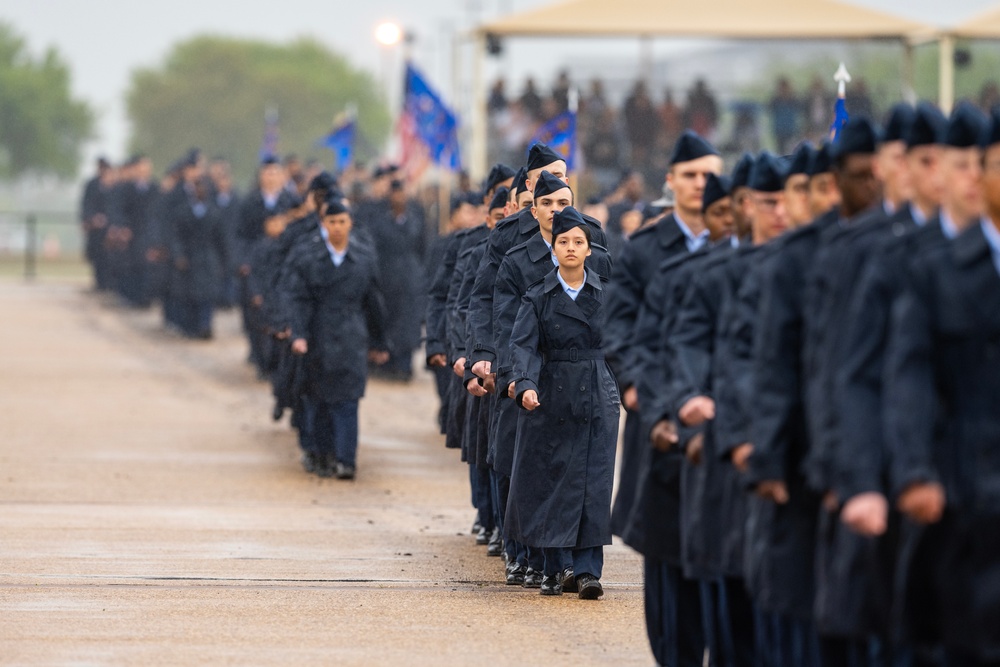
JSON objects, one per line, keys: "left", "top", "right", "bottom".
{"left": 476, "top": 526, "right": 490, "bottom": 545}
{"left": 471, "top": 520, "right": 481, "bottom": 535}
{"left": 560, "top": 567, "right": 577, "bottom": 593}
{"left": 505, "top": 562, "right": 526, "bottom": 586}
{"left": 335, "top": 462, "right": 356, "bottom": 480}
{"left": 522, "top": 568, "right": 543, "bottom": 589}
{"left": 301, "top": 452, "right": 318, "bottom": 474}
{"left": 576, "top": 573, "right": 604, "bottom": 600}
{"left": 315, "top": 455, "right": 335, "bottom": 478}
{"left": 486, "top": 528, "right": 503, "bottom": 557}
{"left": 539, "top": 575, "right": 563, "bottom": 596}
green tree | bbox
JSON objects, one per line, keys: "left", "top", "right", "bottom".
{"left": 126, "top": 35, "right": 390, "bottom": 183}
{"left": 0, "top": 22, "right": 94, "bottom": 180}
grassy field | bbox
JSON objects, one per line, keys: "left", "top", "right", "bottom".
{"left": 0, "top": 256, "right": 91, "bottom": 284}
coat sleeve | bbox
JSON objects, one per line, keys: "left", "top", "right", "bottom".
{"left": 364, "top": 260, "right": 390, "bottom": 352}
{"left": 425, "top": 234, "right": 460, "bottom": 359}
{"left": 718, "top": 263, "right": 759, "bottom": 459}
{"left": 669, "top": 269, "right": 717, "bottom": 413}
{"left": 747, "top": 248, "right": 802, "bottom": 487}
{"left": 631, "top": 275, "right": 669, "bottom": 437}
{"left": 831, "top": 255, "right": 892, "bottom": 499}
{"left": 286, "top": 261, "right": 314, "bottom": 343}
{"left": 447, "top": 249, "right": 475, "bottom": 361}
{"left": 466, "top": 230, "right": 506, "bottom": 366}
{"left": 492, "top": 256, "right": 523, "bottom": 390}
{"left": 883, "top": 265, "right": 939, "bottom": 498}
{"left": 510, "top": 293, "right": 543, "bottom": 406}
{"left": 603, "top": 244, "right": 644, "bottom": 386}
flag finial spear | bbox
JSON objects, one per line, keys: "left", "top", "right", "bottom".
{"left": 834, "top": 62, "right": 852, "bottom": 98}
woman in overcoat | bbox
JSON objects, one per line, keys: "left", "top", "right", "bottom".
{"left": 508, "top": 206, "right": 621, "bottom": 599}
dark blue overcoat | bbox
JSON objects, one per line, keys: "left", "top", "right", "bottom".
{"left": 506, "top": 269, "right": 620, "bottom": 549}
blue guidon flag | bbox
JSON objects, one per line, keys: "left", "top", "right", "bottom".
{"left": 403, "top": 63, "right": 461, "bottom": 171}
{"left": 829, "top": 63, "right": 851, "bottom": 142}
{"left": 529, "top": 110, "right": 578, "bottom": 171}
{"left": 317, "top": 116, "right": 356, "bottom": 172}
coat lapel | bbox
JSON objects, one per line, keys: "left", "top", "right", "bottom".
{"left": 657, "top": 214, "right": 686, "bottom": 252}
{"left": 517, "top": 207, "right": 537, "bottom": 237}
{"left": 952, "top": 224, "right": 1000, "bottom": 330}
{"left": 548, "top": 270, "right": 601, "bottom": 326}
{"left": 527, "top": 232, "right": 551, "bottom": 263}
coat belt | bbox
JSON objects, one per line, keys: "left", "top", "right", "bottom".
{"left": 545, "top": 349, "right": 605, "bottom": 362}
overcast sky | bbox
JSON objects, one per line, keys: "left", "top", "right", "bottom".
{"left": 2, "top": 0, "right": 994, "bottom": 164}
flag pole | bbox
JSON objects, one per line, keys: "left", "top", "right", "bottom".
{"left": 568, "top": 87, "right": 579, "bottom": 198}
{"left": 438, "top": 167, "right": 452, "bottom": 236}
{"left": 830, "top": 63, "right": 851, "bottom": 142}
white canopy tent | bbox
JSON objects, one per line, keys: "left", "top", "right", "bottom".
{"left": 468, "top": 0, "right": 936, "bottom": 176}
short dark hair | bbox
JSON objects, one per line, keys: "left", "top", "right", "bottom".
{"left": 552, "top": 223, "right": 592, "bottom": 248}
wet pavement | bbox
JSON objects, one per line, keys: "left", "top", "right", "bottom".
{"left": 0, "top": 284, "right": 648, "bottom": 666}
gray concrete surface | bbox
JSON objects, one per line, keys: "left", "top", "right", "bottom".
{"left": 0, "top": 284, "right": 649, "bottom": 666}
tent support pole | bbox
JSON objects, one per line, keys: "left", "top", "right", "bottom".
{"left": 640, "top": 35, "right": 653, "bottom": 83}
{"left": 902, "top": 39, "right": 916, "bottom": 104}
{"left": 939, "top": 34, "right": 955, "bottom": 114}
{"left": 471, "top": 32, "right": 488, "bottom": 180}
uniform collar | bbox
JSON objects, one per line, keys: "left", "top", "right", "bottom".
{"left": 674, "top": 211, "right": 710, "bottom": 251}
{"left": 556, "top": 269, "right": 586, "bottom": 299}
{"left": 978, "top": 217, "right": 1000, "bottom": 277}
{"left": 543, "top": 266, "right": 602, "bottom": 293}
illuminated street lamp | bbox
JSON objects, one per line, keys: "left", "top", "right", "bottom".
{"left": 375, "top": 21, "right": 413, "bottom": 140}
{"left": 375, "top": 22, "right": 403, "bottom": 47}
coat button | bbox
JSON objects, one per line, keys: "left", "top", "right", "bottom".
{"left": 555, "top": 324, "right": 560, "bottom": 330}
{"left": 557, "top": 385, "right": 563, "bottom": 392}
{"left": 559, "top": 418, "right": 565, "bottom": 424}
{"left": 583, "top": 417, "right": 589, "bottom": 423}
{"left": 580, "top": 386, "right": 587, "bottom": 392}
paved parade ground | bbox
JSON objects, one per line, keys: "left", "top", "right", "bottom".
{"left": 0, "top": 282, "right": 647, "bottom": 666}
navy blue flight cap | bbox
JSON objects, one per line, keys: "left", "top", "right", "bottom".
{"left": 323, "top": 193, "right": 350, "bottom": 216}
{"left": 259, "top": 154, "right": 280, "bottom": 167}
{"left": 907, "top": 102, "right": 947, "bottom": 149}
{"left": 489, "top": 186, "right": 510, "bottom": 211}
{"left": 669, "top": 130, "right": 719, "bottom": 166}
{"left": 831, "top": 117, "right": 881, "bottom": 160}
{"left": 642, "top": 202, "right": 667, "bottom": 221}
{"left": 449, "top": 194, "right": 467, "bottom": 215}
{"left": 373, "top": 163, "right": 400, "bottom": 179}
{"left": 730, "top": 153, "right": 756, "bottom": 189}
{"left": 551, "top": 206, "right": 587, "bottom": 238}
{"left": 512, "top": 167, "right": 528, "bottom": 196}
{"left": 882, "top": 103, "right": 915, "bottom": 143}
{"left": 309, "top": 171, "right": 338, "bottom": 193}
{"left": 787, "top": 143, "right": 814, "bottom": 176}
{"left": 981, "top": 106, "right": 1000, "bottom": 148}
{"left": 526, "top": 143, "right": 566, "bottom": 172}
{"left": 533, "top": 170, "right": 571, "bottom": 199}
{"left": 702, "top": 173, "right": 731, "bottom": 211}
{"left": 946, "top": 101, "right": 988, "bottom": 148}
{"left": 808, "top": 143, "right": 834, "bottom": 176}
{"left": 748, "top": 152, "right": 787, "bottom": 193}
{"left": 484, "top": 163, "right": 516, "bottom": 193}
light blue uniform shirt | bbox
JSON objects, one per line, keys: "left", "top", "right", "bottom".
{"left": 909, "top": 202, "right": 929, "bottom": 227}
{"left": 320, "top": 226, "right": 348, "bottom": 267}
{"left": 557, "top": 269, "right": 587, "bottom": 301}
{"left": 674, "top": 212, "right": 710, "bottom": 252}
{"left": 544, "top": 237, "right": 558, "bottom": 267}
{"left": 939, "top": 209, "right": 960, "bottom": 240}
